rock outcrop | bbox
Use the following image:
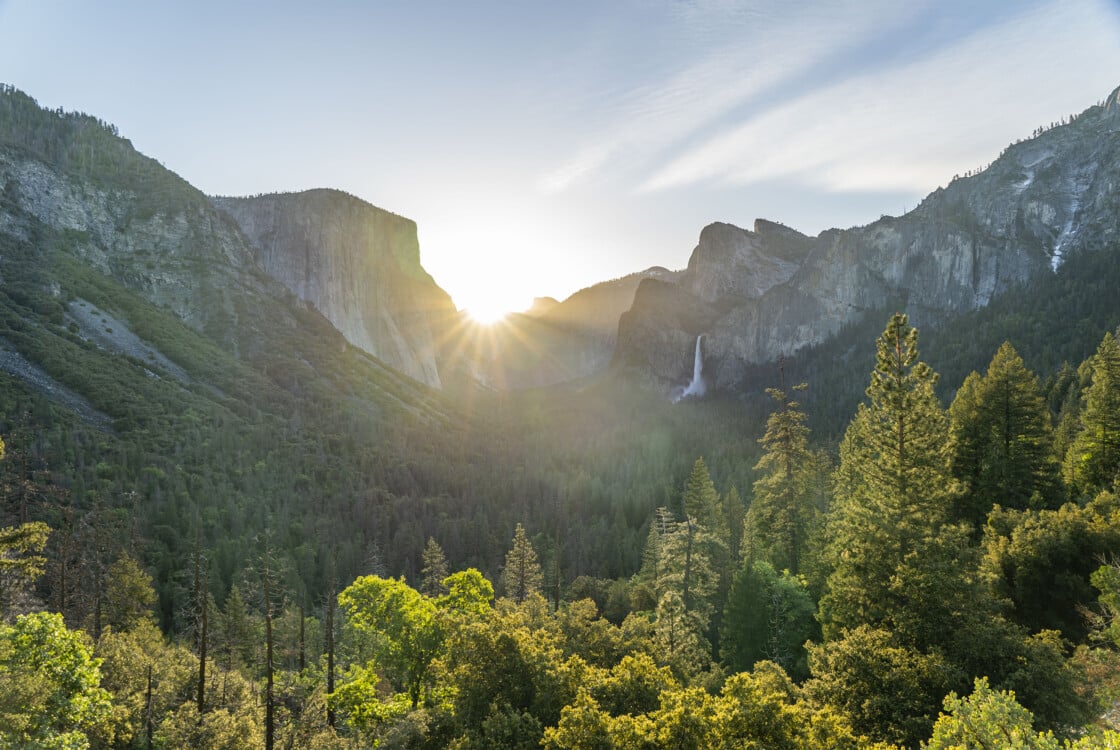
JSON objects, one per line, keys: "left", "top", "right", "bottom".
{"left": 0, "top": 91, "right": 271, "bottom": 343}
{"left": 617, "top": 84, "right": 1120, "bottom": 392}
{"left": 212, "top": 191, "right": 458, "bottom": 388}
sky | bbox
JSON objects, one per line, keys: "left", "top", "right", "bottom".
{"left": 2, "top": 0, "right": 1120, "bottom": 320}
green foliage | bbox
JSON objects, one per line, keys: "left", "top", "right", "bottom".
{"left": 0, "top": 611, "right": 113, "bottom": 750}
{"left": 502, "top": 524, "right": 543, "bottom": 604}
{"left": 102, "top": 553, "right": 156, "bottom": 632}
{"left": 983, "top": 491, "right": 1120, "bottom": 641}
{"left": 806, "top": 625, "right": 951, "bottom": 748}
{"left": 949, "top": 342, "right": 1060, "bottom": 528}
{"left": 0, "top": 520, "right": 50, "bottom": 619}
{"left": 1064, "top": 332, "right": 1120, "bottom": 495}
{"left": 653, "top": 510, "right": 719, "bottom": 676}
{"left": 338, "top": 575, "right": 443, "bottom": 709}
{"left": 710, "top": 663, "right": 860, "bottom": 750}
{"left": 154, "top": 702, "right": 265, "bottom": 750}
{"left": 440, "top": 568, "right": 495, "bottom": 617}
{"left": 721, "top": 560, "right": 815, "bottom": 680}
{"left": 441, "top": 597, "right": 581, "bottom": 748}
{"left": 683, "top": 457, "right": 722, "bottom": 534}
{"left": 745, "top": 384, "right": 820, "bottom": 573}
{"left": 1090, "top": 560, "right": 1120, "bottom": 649}
{"left": 821, "top": 313, "right": 957, "bottom": 638}
{"left": 923, "top": 675, "right": 1116, "bottom": 750}
{"left": 926, "top": 677, "right": 1061, "bottom": 750}
{"left": 420, "top": 537, "right": 449, "bottom": 598}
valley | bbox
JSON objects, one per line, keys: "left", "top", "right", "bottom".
{"left": 2, "top": 78, "right": 1120, "bottom": 748}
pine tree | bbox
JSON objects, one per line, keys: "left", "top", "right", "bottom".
{"left": 683, "top": 457, "right": 723, "bottom": 537}
{"left": 655, "top": 509, "right": 718, "bottom": 671}
{"left": 1065, "top": 332, "right": 1120, "bottom": 494}
{"left": 501, "top": 523, "right": 542, "bottom": 604}
{"left": 629, "top": 512, "right": 666, "bottom": 612}
{"left": 820, "top": 313, "right": 957, "bottom": 638}
{"left": 419, "top": 537, "right": 449, "bottom": 598}
{"left": 678, "top": 460, "right": 726, "bottom": 649}
{"left": 744, "top": 383, "right": 813, "bottom": 573}
{"left": 949, "top": 342, "right": 1059, "bottom": 527}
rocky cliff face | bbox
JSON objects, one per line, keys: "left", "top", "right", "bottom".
{"left": 212, "top": 191, "right": 458, "bottom": 388}
{"left": 616, "top": 84, "right": 1120, "bottom": 392}
{"left": 0, "top": 106, "right": 271, "bottom": 342}
{"left": 0, "top": 87, "right": 460, "bottom": 393}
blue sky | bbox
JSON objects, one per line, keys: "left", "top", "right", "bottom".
{"left": 2, "top": 1, "right": 1119, "bottom": 317}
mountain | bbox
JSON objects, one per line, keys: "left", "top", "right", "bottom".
{"left": 615, "top": 84, "right": 1120, "bottom": 393}
{"left": 463, "top": 266, "right": 681, "bottom": 389}
{"left": 0, "top": 85, "right": 455, "bottom": 422}
{"left": 2, "top": 80, "right": 1120, "bottom": 650}
{"left": 213, "top": 191, "right": 458, "bottom": 388}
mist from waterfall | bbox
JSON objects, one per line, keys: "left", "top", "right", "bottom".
{"left": 672, "top": 334, "right": 706, "bottom": 403}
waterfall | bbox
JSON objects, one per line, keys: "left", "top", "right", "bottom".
{"left": 673, "top": 334, "right": 706, "bottom": 402}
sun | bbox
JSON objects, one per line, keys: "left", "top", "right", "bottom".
{"left": 454, "top": 281, "right": 529, "bottom": 325}
{"left": 464, "top": 300, "right": 513, "bottom": 325}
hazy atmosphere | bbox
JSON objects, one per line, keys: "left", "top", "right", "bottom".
{"left": 3, "top": 0, "right": 1119, "bottom": 317}
{"left": 6, "top": 2, "right": 1120, "bottom": 748}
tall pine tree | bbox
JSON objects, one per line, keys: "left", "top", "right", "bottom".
{"left": 744, "top": 383, "right": 814, "bottom": 573}
{"left": 820, "top": 313, "right": 957, "bottom": 638}
{"left": 949, "top": 342, "right": 1059, "bottom": 528}
{"left": 1064, "top": 332, "right": 1120, "bottom": 494}
{"left": 501, "top": 523, "right": 543, "bottom": 604}
{"left": 419, "top": 537, "right": 449, "bottom": 598}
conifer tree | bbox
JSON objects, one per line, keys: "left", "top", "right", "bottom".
{"left": 949, "top": 342, "right": 1059, "bottom": 527}
{"left": 680, "top": 461, "right": 726, "bottom": 638}
{"left": 629, "top": 511, "right": 666, "bottom": 611}
{"left": 1065, "top": 332, "right": 1120, "bottom": 494}
{"left": 723, "top": 486, "right": 745, "bottom": 567}
{"left": 419, "top": 537, "right": 449, "bottom": 598}
{"left": 745, "top": 383, "right": 813, "bottom": 573}
{"left": 654, "top": 508, "right": 718, "bottom": 670}
{"left": 501, "top": 523, "right": 543, "bottom": 604}
{"left": 683, "top": 457, "right": 722, "bottom": 534}
{"left": 820, "top": 313, "right": 956, "bottom": 637}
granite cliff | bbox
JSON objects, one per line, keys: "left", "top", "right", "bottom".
{"left": 0, "top": 86, "right": 465, "bottom": 392}
{"left": 212, "top": 191, "right": 458, "bottom": 388}
{"left": 616, "top": 84, "right": 1120, "bottom": 392}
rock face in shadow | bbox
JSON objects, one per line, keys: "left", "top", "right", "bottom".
{"left": 615, "top": 85, "right": 1120, "bottom": 392}
{"left": 213, "top": 191, "right": 458, "bottom": 388}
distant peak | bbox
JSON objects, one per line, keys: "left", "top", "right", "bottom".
{"left": 1106, "top": 83, "right": 1120, "bottom": 114}
{"left": 753, "top": 218, "right": 808, "bottom": 239}
{"left": 525, "top": 297, "right": 560, "bottom": 317}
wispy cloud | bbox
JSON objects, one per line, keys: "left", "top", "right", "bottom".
{"left": 640, "top": 0, "right": 1120, "bottom": 195}
{"left": 537, "top": 0, "right": 933, "bottom": 193}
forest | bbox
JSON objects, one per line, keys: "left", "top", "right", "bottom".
{"left": 3, "top": 311, "right": 1120, "bottom": 749}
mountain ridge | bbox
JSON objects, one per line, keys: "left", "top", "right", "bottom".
{"left": 614, "top": 83, "right": 1120, "bottom": 393}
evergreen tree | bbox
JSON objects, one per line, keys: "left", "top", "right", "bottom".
{"left": 1064, "top": 332, "right": 1120, "bottom": 494}
{"left": 723, "top": 486, "right": 745, "bottom": 568}
{"left": 949, "top": 342, "right": 1059, "bottom": 528}
{"left": 419, "top": 537, "right": 449, "bottom": 598}
{"left": 744, "top": 383, "right": 814, "bottom": 573}
{"left": 629, "top": 509, "right": 673, "bottom": 612}
{"left": 820, "top": 313, "right": 957, "bottom": 637}
{"left": 502, "top": 523, "right": 543, "bottom": 604}
{"left": 720, "top": 560, "right": 815, "bottom": 679}
{"left": 0, "top": 521, "right": 49, "bottom": 621}
{"left": 683, "top": 457, "right": 723, "bottom": 536}
{"left": 655, "top": 509, "right": 718, "bottom": 674}
{"left": 220, "top": 585, "right": 255, "bottom": 673}
{"left": 102, "top": 554, "right": 156, "bottom": 632}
